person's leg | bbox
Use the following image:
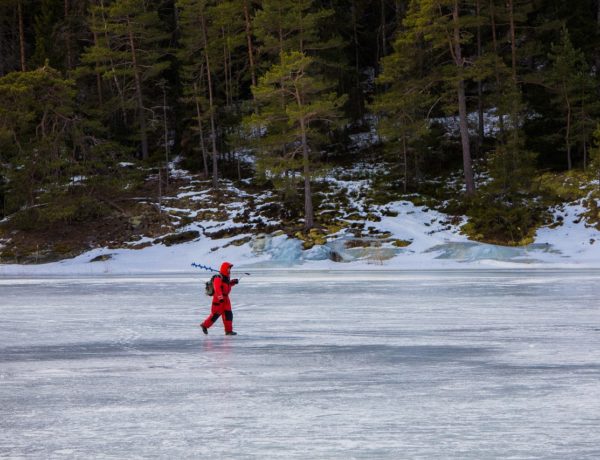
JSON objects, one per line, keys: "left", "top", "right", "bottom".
{"left": 222, "top": 299, "right": 233, "bottom": 333}
{"left": 201, "top": 302, "right": 222, "bottom": 330}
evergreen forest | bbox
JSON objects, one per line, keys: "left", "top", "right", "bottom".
{"left": 2, "top": 0, "right": 600, "bottom": 260}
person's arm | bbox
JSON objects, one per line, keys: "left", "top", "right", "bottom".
{"left": 213, "top": 276, "right": 224, "bottom": 303}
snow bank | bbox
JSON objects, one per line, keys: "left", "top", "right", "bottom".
{"left": 2, "top": 201, "right": 599, "bottom": 276}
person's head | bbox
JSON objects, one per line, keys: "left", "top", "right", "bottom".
{"left": 220, "top": 262, "right": 233, "bottom": 276}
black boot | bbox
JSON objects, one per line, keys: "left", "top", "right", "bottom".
{"left": 200, "top": 324, "right": 208, "bottom": 335}
{"left": 225, "top": 331, "right": 237, "bottom": 336}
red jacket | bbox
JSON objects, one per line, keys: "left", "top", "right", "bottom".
{"left": 213, "top": 262, "right": 234, "bottom": 302}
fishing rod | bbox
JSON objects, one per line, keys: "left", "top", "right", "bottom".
{"left": 191, "top": 263, "right": 219, "bottom": 273}
{"left": 191, "top": 262, "right": 251, "bottom": 277}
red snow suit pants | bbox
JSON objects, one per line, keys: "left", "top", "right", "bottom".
{"left": 201, "top": 297, "right": 233, "bottom": 333}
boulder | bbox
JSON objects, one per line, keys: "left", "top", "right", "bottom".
{"left": 155, "top": 230, "right": 200, "bottom": 246}
{"left": 90, "top": 254, "right": 113, "bottom": 262}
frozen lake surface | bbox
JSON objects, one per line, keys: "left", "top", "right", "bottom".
{"left": 1, "top": 270, "right": 600, "bottom": 458}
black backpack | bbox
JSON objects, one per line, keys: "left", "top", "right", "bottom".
{"left": 205, "top": 274, "right": 222, "bottom": 296}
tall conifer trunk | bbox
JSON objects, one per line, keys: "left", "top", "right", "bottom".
{"left": 91, "top": 8, "right": 103, "bottom": 105}
{"left": 242, "top": 0, "right": 256, "bottom": 89}
{"left": 507, "top": 0, "right": 522, "bottom": 150}
{"left": 582, "top": 91, "right": 588, "bottom": 170}
{"left": 402, "top": 132, "right": 408, "bottom": 193}
{"left": 351, "top": 1, "right": 363, "bottom": 117}
{"left": 508, "top": 0, "right": 517, "bottom": 82}
{"left": 64, "top": 0, "right": 73, "bottom": 69}
{"left": 597, "top": 0, "right": 600, "bottom": 72}
{"left": 99, "top": 0, "right": 127, "bottom": 121}
{"left": 221, "top": 27, "right": 230, "bottom": 107}
{"left": 200, "top": 11, "right": 219, "bottom": 189}
{"left": 0, "top": 20, "right": 4, "bottom": 76}
{"left": 452, "top": 0, "right": 475, "bottom": 194}
{"left": 489, "top": 0, "right": 505, "bottom": 140}
{"left": 18, "top": 0, "right": 26, "bottom": 71}
{"left": 126, "top": 16, "right": 149, "bottom": 160}
{"left": 566, "top": 93, "right": 572, "bottom": 170}
{"left": 193, "top": 82, "right": 210, "bottom": 178}
{"left": 476, "top": 0, "right": 484, "bottom": 154}
{"left": 378, "top": 0, "right": 387, "bottom": 63}
{"left": 299, "top": 117, "right": 314, "bottom": 229}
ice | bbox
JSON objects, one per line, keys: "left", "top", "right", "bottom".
{"left": 425, "top": 241, "right": 562, "bottom": 263}
{"left": 2, "top": 270, "right": 600, "bottom": 458}
{"left": 326, "top": 237, "right": 404, "bottom": 262}
{"left": 302, "top": 244, "right": 331, "bottom": 261}
{"left": 250, "top": 234, "right": 405, "bottom": 266}
{"left": 266, "top": 236, "right": 303, "bottom": 265}
{"left": 249, "top": 235, "right": 304, "bottom": 267}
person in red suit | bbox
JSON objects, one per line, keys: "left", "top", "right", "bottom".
{"left": 201, "top": 262, "right": 239, "bottom": 335}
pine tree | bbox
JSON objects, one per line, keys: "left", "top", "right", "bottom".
{"left": 372, "top": 18, "right": 435, "bottom": 192}
{"left": 249, "top": 0, "right": 344, "bottom": 229}
{"left": 80, "top": 0, "right": 171, "bottom": 160}
{"left": 18, "top": 0, "right": 28, "bottom": 71}
{"left": 31, "top": 0, "right": 63, "bottom": 69}
{"left": 254, "top": 0, "right": 337, "bottom": 59}
{"left": 0, "top": 65, "right": 80, "bottom": 221}
{"left": 590, "top": 124, "right": 600, "bottom": 188}
{"left": 177, "top": 0, "right": 255, "bottom": 187}
{"left": 1, "top": 63, "right": 142, "bottom": 228}
{"left": 248, "top": 51, "right": 346, "bottom": 229}
{"left": 398, "top": 0, "right": 480, "bottom": 195}
{"left": 0, "top": 0, "right": 27, "bottom": 75}
{"left": 210, "top": 0, "right": 249, "bottom": 107}
{"left": 177, "top": 0, "right": 222, "bottom": 187}
{"left": 486, "top": 0, "right": 548, "bottom": 198}
{"left": 546, "top": 28, "right": 596, "bottom": 170}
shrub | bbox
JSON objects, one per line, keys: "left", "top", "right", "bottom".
{"left": 464, "top": 194, "right": 545, "bottom": 246}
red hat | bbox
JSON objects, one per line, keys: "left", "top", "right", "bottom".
{"left": 220, "top": 262, "right": 233, "bottom": 276}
